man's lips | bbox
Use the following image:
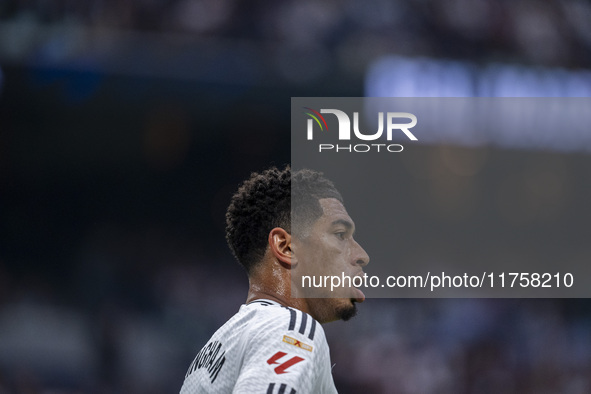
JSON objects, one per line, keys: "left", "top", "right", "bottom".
{"left": 352, "top": 272, "right": 366, "bottom": 303}
{"left": 353, "top": 287, "right": 365, "bottom": 303}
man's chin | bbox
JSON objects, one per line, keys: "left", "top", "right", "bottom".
{"left": 336, "top": 300, "right": 358, "bottom": 321}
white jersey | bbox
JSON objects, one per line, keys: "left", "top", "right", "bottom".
{"left": 180, "top": 299, "right": 338, "bottom": 394}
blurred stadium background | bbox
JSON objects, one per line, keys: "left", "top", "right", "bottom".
{"left": 1, "top": 0, "right": 591, "bottom": 393}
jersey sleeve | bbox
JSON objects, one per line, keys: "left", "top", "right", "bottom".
{"left": 232, "top": 307, "right": 329, "bottom": 394}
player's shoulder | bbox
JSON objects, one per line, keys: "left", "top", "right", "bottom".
{"left": 242, "top": 299, "right": 326, "bottom": 346}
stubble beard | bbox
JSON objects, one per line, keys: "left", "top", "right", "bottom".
{"left": 336, "top": 301, "right": 358, "bottom": 321}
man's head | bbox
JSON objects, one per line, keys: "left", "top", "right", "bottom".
{"left": 290, "top": 196, "right": 369, "bottom": 322}
{"left": 225, "top": 166, "right": 369, "bottom": 323}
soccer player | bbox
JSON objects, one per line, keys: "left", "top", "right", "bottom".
{"left": 180, "top": 166, "right": 369, "bottom": 393}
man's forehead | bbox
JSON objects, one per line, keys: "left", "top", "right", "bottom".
{"left": 318, "top": 198, "right": 353, "bottom": 224}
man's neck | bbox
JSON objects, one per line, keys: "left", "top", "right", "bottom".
{"left": 246, "top": 285, "right": 311, "bottom": 316}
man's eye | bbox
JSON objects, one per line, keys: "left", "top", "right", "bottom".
{"left": 335, "top": 232, "right": 346, "bottom": 240}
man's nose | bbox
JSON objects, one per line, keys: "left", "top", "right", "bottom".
{"left": 352, "top": 240, "right": 369, "bottom": 267}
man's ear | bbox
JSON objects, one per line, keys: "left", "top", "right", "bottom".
{"left": 268, "top": 227, "right": 295, "bottom": 268}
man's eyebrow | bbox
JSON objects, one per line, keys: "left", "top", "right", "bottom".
{"left": 331, "top": 219, "right": 354, "bottom": 232}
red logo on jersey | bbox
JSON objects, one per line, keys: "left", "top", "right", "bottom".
{"left": 266, "top": 351, "right": 305, "bottom": 374}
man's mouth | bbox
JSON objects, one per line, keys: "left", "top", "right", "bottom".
{"left": 352, "top": 274, "right": 366, "bottom": 303}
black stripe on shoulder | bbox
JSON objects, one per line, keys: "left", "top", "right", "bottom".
{"left": 267, "top": 382, "right": 296, "bottom": 394}
{"left": 282, "top": 307, "right": 296, "bottom": 331}
{"left": 308, "top": 318, "right": 317, "bottom": 341}
{"left": 280, "top": 307, "right": 320, "bottom": 341}
{"left": 298, "top": 311, "right": 308, "bottom": 335}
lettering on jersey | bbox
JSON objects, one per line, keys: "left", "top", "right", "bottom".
{"left": 267, "top": 351, "right": 305, "bottom": 374}
{"left": 282, "top": 335, "right": 313, "bottom": 352}
{"left": 186, "top": 340, "right": 226, "bottom": 383}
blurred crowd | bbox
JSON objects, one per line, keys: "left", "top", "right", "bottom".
{"left": 331, "top": 298, "right": 591, "bottom": 393}
{"left": 0, "top": 223, "right": 248, "bottom": 393}
{"left": 1, "top": 0, "right": 591, "bottom": 69}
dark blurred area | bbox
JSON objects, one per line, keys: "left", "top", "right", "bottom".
{"left": 0, "top": 1, "right": 590, "bottom": 393}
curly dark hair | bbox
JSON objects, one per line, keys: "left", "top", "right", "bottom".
{"left": 225, "top": 166, "right": 342, "bottom": 272}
